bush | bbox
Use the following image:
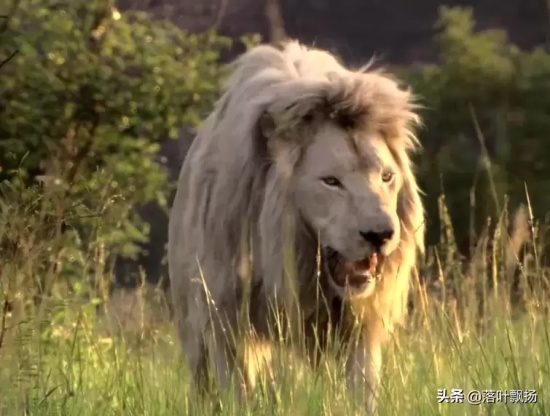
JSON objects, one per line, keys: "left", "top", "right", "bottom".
{"left": 406, "top": 6, "right": 550, "bottom": 256}
{"left": 0, "top": 0, "right": 230, "bottom": 301}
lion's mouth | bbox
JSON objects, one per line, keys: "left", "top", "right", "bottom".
{"left": 323, "top": 247, "right": 382, "bottom": 289}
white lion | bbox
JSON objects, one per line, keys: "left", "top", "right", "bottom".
{"left": 168, "top": 40, "right": 425, "bottom": 413}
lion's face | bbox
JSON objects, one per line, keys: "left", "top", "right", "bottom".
{"left": 292, "top": 122, "right": 403, "bottom": 297}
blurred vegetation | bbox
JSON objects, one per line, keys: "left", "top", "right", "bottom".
{"left": 407, "top": 6, "right": 550, "bottom": 259}
{"left": 0, "top": 0, "right": 229, "bottom": 302}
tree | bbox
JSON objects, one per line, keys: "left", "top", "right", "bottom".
{"left": 0, "top": 0, "right": 230, "bottom": 299}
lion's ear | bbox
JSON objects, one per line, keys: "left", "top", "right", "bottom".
{"left": 259, "top": 110, "right": 303, "bottom": 179}
{"left": 259, "top": 111, "right": 276, "bottom": 139}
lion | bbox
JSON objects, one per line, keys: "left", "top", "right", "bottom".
{"left": 168, "top": 40, "right": 425, "bottom": 413}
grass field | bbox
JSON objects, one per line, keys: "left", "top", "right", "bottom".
{"left": 1, "top": 203, "right": 549, "bottom": 416}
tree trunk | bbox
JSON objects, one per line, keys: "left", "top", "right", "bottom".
{"left": 265, "top": 0, "right": 287, "bottom": 43}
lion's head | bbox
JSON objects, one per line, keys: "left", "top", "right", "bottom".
{"left": 203, "top": 41, "right": 424, "bottom": 302}
{"left": 291, "top": 124, "right": 409, "bottom": 297}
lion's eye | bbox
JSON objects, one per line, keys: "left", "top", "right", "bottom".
{"left": 321, "top": 176, "right": 343, "bottom": 188}
{"left": 381, "top": 171, "right": 395, "bottom": 183}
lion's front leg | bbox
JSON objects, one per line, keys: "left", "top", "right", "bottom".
{"left": 180, "top": 292, "right": 245, "bottom": 404}
{"left": 205, "top": 330, "right": 275, "bottom": 408}
{"left": 345, "top": 333, "right": 383, "bottom": 415}
{"left": 242, "top": 338, "right": 274, "bottom": 393}
{"left": 204, "top": 325, "right": 238, "bottom": 393}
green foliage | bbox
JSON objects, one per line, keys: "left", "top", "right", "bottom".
{"left": 407, "top": 6, "right": 550, "bottom": 254}
{"left": 0, "top": 0, "right": 230, "bottom": 296}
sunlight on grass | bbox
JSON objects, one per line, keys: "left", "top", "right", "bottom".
{"left": 1, "top": 179, "right": 549, "bottom": 416}
{"left": 1, "top": 258, "right": 548, "bottom": 415}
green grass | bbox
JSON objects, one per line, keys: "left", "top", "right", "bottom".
{"left": 0, "top": 267, "right": 548, "bottom": 416}
{"left": 1, "top": 180, "right": 549, "bottom": 415}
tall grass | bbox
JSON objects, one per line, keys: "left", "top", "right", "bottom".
{"left": 0, "top": 183, "right": 548, "bottom": 416}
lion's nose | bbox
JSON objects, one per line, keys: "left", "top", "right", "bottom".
{"left": 359, "top": 229, "right": 394, "bottom": 251}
